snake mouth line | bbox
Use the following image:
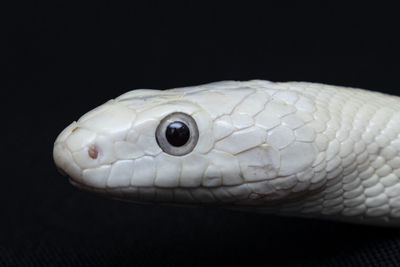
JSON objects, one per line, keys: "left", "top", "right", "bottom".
{"left": 67, "top": 176, "right": 280, "bottom": 206}
{"left": 56, "top": 166, "right": 68, "bottom": 177}
{"left": 68, "top": 177, "right": 105, "bottom": 193}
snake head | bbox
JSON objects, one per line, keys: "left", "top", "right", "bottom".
{"left": 54, "top": 81, "right": 319, "bottom": 206}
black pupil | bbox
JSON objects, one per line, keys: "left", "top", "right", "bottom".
{"left": 165, "top": 121, "right": 190, "bottom": 147}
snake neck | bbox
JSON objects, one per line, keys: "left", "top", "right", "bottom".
{"left": 243, "top": 82, "right": 400, "bottom": 224}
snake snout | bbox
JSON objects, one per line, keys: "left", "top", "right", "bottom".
{"left": 54, "top": 121, "right": 99, "bottom": 183}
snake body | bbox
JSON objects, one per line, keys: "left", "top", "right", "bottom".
{"left": 53, "top": 80, "right": 400, "bottom": 226}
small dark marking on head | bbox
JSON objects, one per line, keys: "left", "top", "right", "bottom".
{"left": 88, "top": 145, "right": 98, "bottom": 159}
{"left": 72, "top": 127, "right": 80, "bottom": 133}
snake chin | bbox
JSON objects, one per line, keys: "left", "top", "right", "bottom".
{"left": 56, "top": 166, "right": 68, "bottom": 177}
{"left": 68, "top": 177, "right": 98, "bottom": 193}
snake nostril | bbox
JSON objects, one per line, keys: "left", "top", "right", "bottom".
{"left": 88, "top": 145, "right": 98, "bottom": 159}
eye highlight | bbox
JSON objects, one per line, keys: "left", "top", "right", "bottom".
{"left": 156, "top": 112, "right": 199, "bottom": 156}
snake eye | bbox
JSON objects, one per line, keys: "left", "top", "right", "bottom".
{"left": 165, "top": 121, "right": 190, "bottom": 146}
{"left": 156, "top": 112, "right": 198, "bottom": 156}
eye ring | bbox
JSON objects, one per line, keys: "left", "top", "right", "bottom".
{"left": 156, "top": 112, "right": 199, "bottom": 156}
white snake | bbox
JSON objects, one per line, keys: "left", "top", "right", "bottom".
{"left": 53, "top": 80, "right": 400, "bottom": 226}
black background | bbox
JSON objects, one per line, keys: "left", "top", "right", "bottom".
{"left": 3, "top": 2, "right": 400, "bottom": 266}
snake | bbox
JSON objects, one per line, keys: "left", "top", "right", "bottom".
{"left": 53, "top": 80, "right": 400, "bottom": 226}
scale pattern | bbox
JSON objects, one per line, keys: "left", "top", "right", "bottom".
{"left": 53, "top": 80, "right": 400, "bottom": 226}
{"left": 276, "top": 82, "right": 400, "bottom": 224}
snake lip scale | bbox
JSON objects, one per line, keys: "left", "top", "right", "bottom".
{"left": 53, "top": 80, "right": 400, "bottom": 226}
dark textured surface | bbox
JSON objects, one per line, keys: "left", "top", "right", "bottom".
{"left": 3, "top": 2, "right": 400, "bottom": 266}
